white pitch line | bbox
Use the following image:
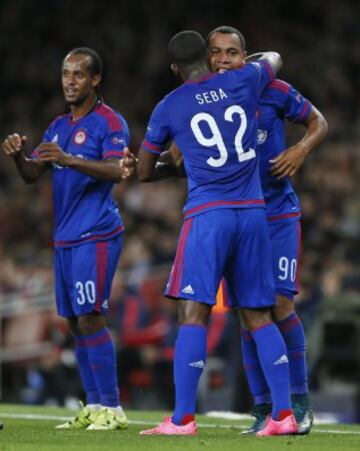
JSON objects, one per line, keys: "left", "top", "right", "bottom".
{"left": 0, "top": 412, "right": 359, "bottom": 435}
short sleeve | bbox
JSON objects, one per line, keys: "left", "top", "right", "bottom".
{"left": 141, "top": 100, "right": 171, "bottom": 155}
{"left": 102, "top": 117, "right": 130, "bottom": 160}
{"left": 242, "top": 60, "right": 275, "bottom": 98}
{"left": 283, "top": 84, "right": 313, "bottom": 124}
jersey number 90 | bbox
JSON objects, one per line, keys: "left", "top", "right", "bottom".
{"left": 190, "top": 105, "right": 256, "bottom": 167}
{"left": 278, "top": 257, "right": 297, "bottom": 283}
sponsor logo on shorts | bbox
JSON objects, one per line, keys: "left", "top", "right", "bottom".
{"left": 182, "top": 285, "right": 194, "bottom": 294}
{"left": 274, "top": 354, "right": 289, "bottom": 366}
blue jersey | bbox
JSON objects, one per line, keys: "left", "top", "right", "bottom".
{"left": 142, "top": 62, "right": 274, "bottom": 218}
{"left": 33, "top": 102, "right": 130, "bottom": 247}
{"left": 257, "top": 80, "right": 312, "bottom": 221}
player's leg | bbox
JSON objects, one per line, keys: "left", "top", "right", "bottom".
{"left": 271, "top": 220, "right": 312, "bottom": 433}
{"left": 54, "top": 248, "right": 99, "bottom": 429}
{"left": 240, "top": 318, "right": 272, "bottom": 433}
{"left": 229, "top": 208, "right": 297, "bottom": 435}
{"left": 141, "top": 300, "right": 210, "bottom": 435}
{"left": 241, "top": 307, "right": 297, "bottom": 435}
{"left": 140, "top": 211, "right": 234, "bottom": 435}
{"left": 70, "top": 236, "right": 127, "bottom": 431}
{"left": 171, "top": 300, "right": 211, "bottom": 427}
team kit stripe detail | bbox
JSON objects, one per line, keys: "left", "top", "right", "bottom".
{"left": 142, "top": 140, "right": 162, "bottom": 153}
{"left": 168, "top": 218, "right": 194, "bottom": 297}
{"left": 296, "top": 221, "right": 302, "bottom": 291}
{"left": 54, "top": 225, "right": 124, "bottom": 247}
{"left": 278, "top": 314, "right": 301, "bottom": 333}
{"left": 103, "top": 150, "right": 125, "bottom": 159}
{"left": 95, "top": 241, "right": 109, "bottom": 312}
{"left": 263, "top": 62, "right": 275, "bottom": 81}
{"left": 268, "top": 79, "right": 290, "bottom": 94}
{"left": 96, "top": 104, "right": 123, "bottom": 132}
{"left": 184, "top": 199, "right": 265, "bottom": 217}
{"left": 77, "top": 330, "right": 112, "bottom": 348}
{"left": 268, "top": 211, "right": 301, "bottom": 222}
{"left": 297, "top": 100, "right": 311, "bottom": 122}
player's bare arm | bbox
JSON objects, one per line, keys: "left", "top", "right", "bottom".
{"left": 137, "top": 145, "right": 185, "bottom": 182}
{"left": 168, "top": 142, "right": 184, "bottom": 167}
{"left": 270, "top": 106, "right": 328, "bottom": 179}
{"left": 2, "top": 133, "right": 48, "bottom": 183}
{"left": 38, "top": 142, "right": 137, "bottom": 182}
{"left": 137, "top": 146, "right": 160, "bottom": 182}
{"left": 153, "top": 144, "right": 186, "bottom": 180}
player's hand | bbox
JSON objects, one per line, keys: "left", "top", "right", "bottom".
{"left": 269, "top": 143, "right": 306, "bottom": 179}
{"left": 37, "top": 142, "right": 72, "bottom": 166}
{"left": 2, "top": 133, "right": 27, "bottom": 157}
{"left": 119, "top": 147, "right": 138, "bottom": 180}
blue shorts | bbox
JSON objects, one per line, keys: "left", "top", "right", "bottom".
{"left": 54, "top": 236, "right": 122, "bottom": 317}
{"left": 165, "top": 208, "right": 275, "bottom": 309}
{"left": 269, "top": 219, "right": 301, "bottom": 300}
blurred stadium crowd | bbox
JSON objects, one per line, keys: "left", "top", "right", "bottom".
{"left": 0, "top": 0, "right": 359, "bottom": 418}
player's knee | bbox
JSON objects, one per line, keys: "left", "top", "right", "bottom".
{"left": 273, "top": 295, "right": 295, "bottom": 322}
{"left": 66, "top": 316, "right": 80, "bottom": 335}
{"left": 77, "top": 314, "right": 106, "bottom": 335}
{"left": 241, "top": 308, "right": 272, "bottom": 332}
{"left": 178, "top": 300, "right": 212, "bottom": 326}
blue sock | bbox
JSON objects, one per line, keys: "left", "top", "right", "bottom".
{"left": 252, "top": 323, "right": 292, "bottom": 420}
{"left": 172, "top": 324, "right": 207, "bottom": 425}
{"left": 241, "top": 330, "right": 271, "bottom": 405}
{"left": 277, "top": 313, "right": 308, "bottom": 395}
{"left": 75, "top": 336, "right": 100, "bottom": 405}
{"left": 86, "top": 328, "right": 120, "bottom": 407}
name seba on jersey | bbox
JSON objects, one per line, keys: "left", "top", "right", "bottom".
{"left": 195, "top": 88, "right": 228, "bottom": 104}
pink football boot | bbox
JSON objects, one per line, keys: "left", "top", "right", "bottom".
{"left": 256, "top": 414, "right": 298, "bottom": 436}
{"left": 140, "top": 416, "right": 197, "bottom": 435}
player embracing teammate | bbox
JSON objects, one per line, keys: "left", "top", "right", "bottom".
{"left": 207, "top": 26, "right": 327, "bottom": 434}
{"left": 136, "top": 30, "right": 307, "bottom": 437}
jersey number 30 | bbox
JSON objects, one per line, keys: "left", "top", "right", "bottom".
{"left": 190, "top": 105, "right": 256, "bottom": 167}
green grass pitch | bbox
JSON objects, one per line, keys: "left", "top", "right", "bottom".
{"left": 0, "top": 404, "right": 359, "bottom": 451}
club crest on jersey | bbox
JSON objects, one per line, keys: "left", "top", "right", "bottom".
{"left": 73, "top": 129, "right": 87, "bottom": 145}
{"left": 257, "top": 129, "right": 267, "bottom": 145}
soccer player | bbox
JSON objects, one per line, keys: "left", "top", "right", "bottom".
{"left": 137, "top": 30, "right": 298, "bottom": 436}
{"left": 2, "top": 47, "right": 136, "bottom": 431}
{"left": 207, "top": 26, "right": 328, "bottom": 434}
